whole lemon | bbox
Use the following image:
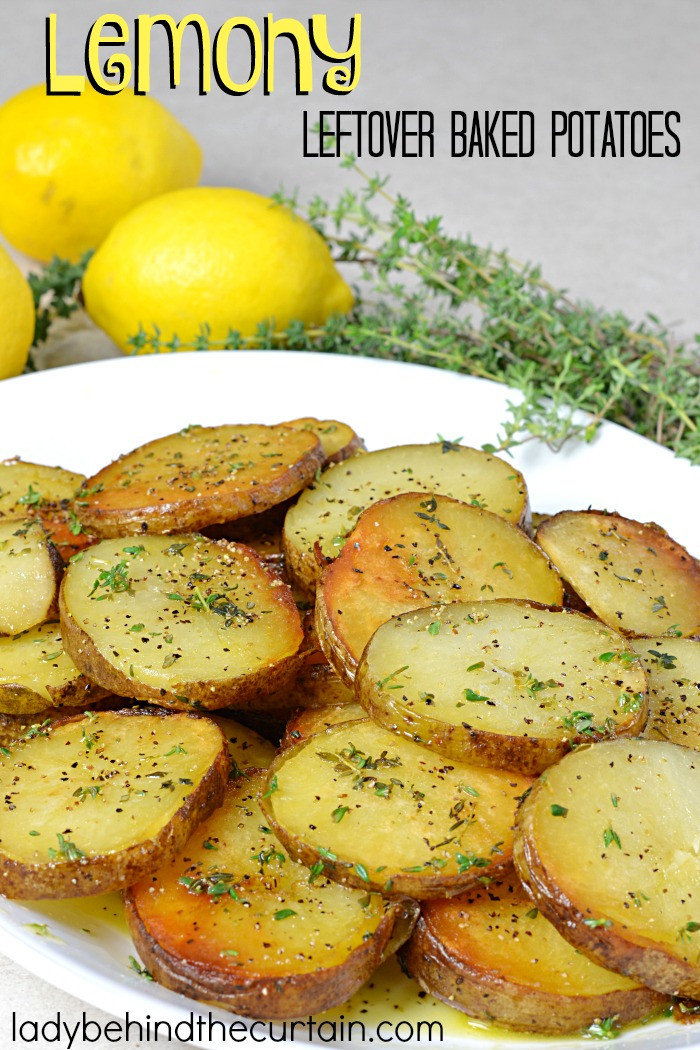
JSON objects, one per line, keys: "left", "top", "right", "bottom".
{"left": 0, "top": 85, "right": 201, "bottom": 262}
{"left": 0, "top": 244, "right": 34, "bottom": 379}
{"left": 82, "top": 187, "right": 354, "bottom": 352}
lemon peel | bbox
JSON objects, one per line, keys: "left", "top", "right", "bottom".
{"left": 82, "top": 187, "right": 354, "bottom": 352}
{"left": 0, "top": 245, "right": 34, "bottom": 380}
{"left": 0, "top": 84, "right": 201, "bottom": 262}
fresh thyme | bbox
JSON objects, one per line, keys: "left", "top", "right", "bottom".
{"left": 28, "top": 161, "right": 700, "bottom": 463}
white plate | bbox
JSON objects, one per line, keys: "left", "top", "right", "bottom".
{"left": 0, "top": 350, "right": 697, "bottom": 1050}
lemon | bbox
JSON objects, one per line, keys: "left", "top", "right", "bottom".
{"left": 0, "top": 85, "right": 201, "bottom": 262}
{"left": 82, "top": 187, "right": 354, "bottom": 352}
{"left": 0, "top": 245, "right": 34, "bottom": 379}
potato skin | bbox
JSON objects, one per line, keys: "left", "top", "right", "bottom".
{"left": 0, "top": 674, "right": 109, "bottom": 717}
{"left": 124, "top": 893, "right": 415, "bottom": 1020}
{"left": 0, "top": 709, "right": 229, "bottom": 900}
{"left": 514, "top": 768, "right": 700, "bottom": 999}
{"left": 400, "top": 915, "right": 667, "bottom": 1035}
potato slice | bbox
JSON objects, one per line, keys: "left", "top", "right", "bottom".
{"left": 317, "top": 494, "right": 563, "bottom": 683}
{"left": 0, "top": 621, "right": 109, "bottom": 715}
{"left": 0, "top": 696, "right": 124, "bottom": 749}
{"left": 357, "top": 601, "right": 647, "bottom": 775}
{"left": 0, "top": 519, "right": 63, "bottom": 635}
{"left": 283, "top": 443, "right": 530, "bottom": 594}
{"left": 0, "top": 709, "right": 228, "bottom": 899}
{"left": 0, "top": 459, "right": 85, "bottom": 518}
{"left": 261, "top": 718, "right": 531, "bottom": 900}
{"left": 125, "top": 771, "right": 416, "bottom": 1018}
{"left": 0, "top": 459, "right": 92, "bottom": 561}
{"left": 60, "top": 535, "right": 304, "bottom": 711}
{"left": 207, "top": 714, "right": 276, "bottom": 772}
{"left": 282, "top": 417, "right": 365, "bottom": 464}
{"left": 514, "top": 738, "right": 700, "bottom": 998}
{"left": 536, "top": 511, "right": 700, "bottom": 637}
{"left": 280, "top": 702, "right": 365, "bottom": 749}
{"left": 74, "top": 424, "right": 324, "bottom": 538}
{"left": 631, "top": 638, "right": 700, "bottom": 750}
{"left": 400, "top": 879, "right": 667, "bottom": 1035}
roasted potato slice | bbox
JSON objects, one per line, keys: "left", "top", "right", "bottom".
{"left": 60, "top": 535, "right": 304, "bottom": 711}
{"left": 280, "top": 702, "right": 365, "bottom": 749}
{"left": 0, "top": 519, "right": 63, "bottom": 635}
{"left": 0, "top": 459, "right": 93, "bottom": 561}
{"left": 207, "top": 714, "right": 276, "bottom": 772}
{"left": 282, "top": 417, "right": 365, "bottom": 464}
{"left": 283, "top": 443, "right": 530, "bottom": 594}
{"left": 536, "top": 511, "right": 700, "bottom": 637}
{"left": 0, "top": 695, "right": 125, "bottom": 749}
{"left": 632, "top": 638, "right": 700, "bottom": 750}
{"left": 317, "top": 494, "right": 563, "bottom": 683}
{"left": 356, "top": 601, "right": 648, "bottom": 775}
{"left": 400, "top": 879, "right": 667, "bottom": 1035}
{"left": 125, "top": 770, "right": 416, "bottom": 1018}
{"left": 74, "top": 424, "right": 324, "bottom": 538}
{"left": 0, "top": 459, "right": 85, "bottom": 519}
{"left": 261, "top": 718, "right": 531, "bottom": 899}
{"left": 0, "top": 621, "right": 109, "bottom": 715}
{"left": 514, "top": 738, "right": 700, "bottom": 999}
{"left": 0, "top": 708, "right": 228, "bottom": 899}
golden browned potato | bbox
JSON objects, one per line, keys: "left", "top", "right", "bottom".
{"left": 0, "top": 708, "right": 228, "bottom": 899}
{"left": 400, "top": 879, "right": 668, "bottom": 1035}
{"left": 282, "top": 417, "right": 365, "bottom": 464}
{"left": 0, "top": 621, "right": 109, "bottom": 715}
{"left": 60, "top": 535, "right": 304, "bottom": 711}
{"left": 261, "top": 718, "right": 531, "bottom": 899}
{"left": 74, "top": 424, "right": 324, "bottom": 538}
{"left": 631, "top": 638, "right": 700, "bottom": 750}
{"left": 514, "top": 738, "right": 700, "bottom": 999}
{"left": 0, "top": 519, "right": 63, "bottom": 635}
{"left": 317, "top": 494, "right": 563, "bottom": 684}
{"left": 283, "top": 443, "right": 531, "bottom": 595}
{"left": 0, "top": 459, "right": 85, "bottom": 519}
{"left": 536, "top": 511, "right": 700, "bottom": 637}
{"left": 356, "top": 601, "right": 648, "bottom": 775}
{"left": 125, "top": 770, "right": 417, "bottom": 1019}
{"left": 280, "top": 702, "right": 365, "bottom": 749}
{"left": 0, "top": 459, "right": 94, "bottom": 561}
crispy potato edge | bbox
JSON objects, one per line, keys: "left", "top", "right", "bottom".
{"left": 399, "top": 915, "right": 668, "bottom": 1035}
{"left": 123, "top": 890, "right": 411, "bottom": 1020}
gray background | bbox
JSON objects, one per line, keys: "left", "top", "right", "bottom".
{"left": 0, "top": 2, "right": 698, "bottom": 1046}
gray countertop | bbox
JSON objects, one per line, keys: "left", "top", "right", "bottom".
{"left": 0, "top": 2, "right": 698, "bottom": 1046}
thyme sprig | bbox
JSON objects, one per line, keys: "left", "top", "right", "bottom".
{"left": 26, "top": 164, "right": 699, "bottom": 463}
{"left": 28, "top": 252, "right": 93, "bottom": 351}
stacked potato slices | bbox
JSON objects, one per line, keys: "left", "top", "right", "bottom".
{"left": 1, "top": 421, "right": 699, "bottom": 1036}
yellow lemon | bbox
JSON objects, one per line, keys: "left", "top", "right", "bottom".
{"left": 0, "top": 245, "right": 34, "bottom": 379}
{"left": 0, "top": 84, "right": 201, "bottom": 262}
{"left": 82, "top": 187, "right": 354, "bottom": 352}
